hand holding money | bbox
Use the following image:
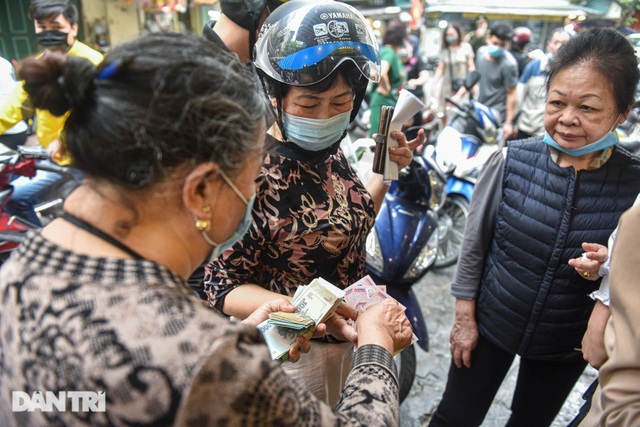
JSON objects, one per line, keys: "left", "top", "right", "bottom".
{"left": 344, "top": 275, "right": 417, "bottom": 352}
{"left": 323, "top": 307, "right": 358, "bottom": 343}
{"left": 243, "top": 298, "right": 314, "bottom": 363}
{"left": 357, "top": 298, "right": 413, "bottom": 355}
{"left": 258, "top": 278, "right": 345, "bottom": 361}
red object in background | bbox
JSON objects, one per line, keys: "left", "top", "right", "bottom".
{"left": 409, "top": 0, "right": 424, "bottom": 31}
{"left": 0, "top": 157, "right": 37, "bottom": 253}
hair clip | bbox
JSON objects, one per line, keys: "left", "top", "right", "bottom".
{"left": 96, "top": 56, "right": 132, "bottom": 81}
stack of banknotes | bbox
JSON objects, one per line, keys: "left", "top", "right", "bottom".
{"left": 258, "top": 277, "right": 345, "bottom": 360}
{"left": 343, "top": 275, "right": 396, "bottom": 314}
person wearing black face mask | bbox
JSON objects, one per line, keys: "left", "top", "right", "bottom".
{"left": 0, "top": 0, "right": 102, "bottom": 228}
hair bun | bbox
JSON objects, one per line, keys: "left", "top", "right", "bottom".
{"left": 62, "top": 56, "right": 97, "bottom": 114}
{"left": 19, "top": 51, "right": 96, "bottom": 117}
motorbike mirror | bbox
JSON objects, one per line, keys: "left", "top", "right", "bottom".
{"left": 464, "top": 71, "right": 481, "bottom": 90}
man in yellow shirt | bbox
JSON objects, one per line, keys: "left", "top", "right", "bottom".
{"left": 0, "top": 0, "right": 102, "bottom": 226}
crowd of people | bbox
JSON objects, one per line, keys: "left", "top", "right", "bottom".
{"left": 1, "top": 0, "right": 640, "bottom": 426}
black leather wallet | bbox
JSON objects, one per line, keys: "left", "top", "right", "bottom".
{"left": 373, "top": 105, "right": 394, "bottom": 174}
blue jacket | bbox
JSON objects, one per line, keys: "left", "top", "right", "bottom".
{"left": 477, "top": 139, "right": 640, "bottom": 361}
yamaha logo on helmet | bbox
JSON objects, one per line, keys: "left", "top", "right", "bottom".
{"left": 320, "top": 12, "right": 353, "bottom": 20}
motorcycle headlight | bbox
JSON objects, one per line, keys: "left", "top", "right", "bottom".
{"left": 402, "top": 225, "right": 439, "bottom": 280}
{"left": 428, "top": 170, "right": 446, "bottom": 211}
{"left": 365, "top": 231, "right": 384, "bottom": 274}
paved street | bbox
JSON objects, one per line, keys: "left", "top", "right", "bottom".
{"left": 399, "top": 264, "right": 599, "bottom": 426}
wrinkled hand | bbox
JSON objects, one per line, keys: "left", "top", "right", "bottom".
{"left": 387, "top": 129, "right": 426, "bottom": 170}
{"left": 356, "top": 298, "right": 413, "bottom": 354}
{"left": 325, "top": 302, "right": 358, "bottom": 343}
{"left": 568, "top": 243, "right": 609, "bottom": 281}
{"left": 450, "top": 299, "right": 478, "bottom": 369}
{"left": 242, "top": 298, "right": 319, "bottom": 363}
{"left": 580, "top": 300, "right": 611, "bottom": 369}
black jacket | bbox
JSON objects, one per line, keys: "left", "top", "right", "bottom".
{"left": 477, "top": 139, "right": 640, "bottom": 361}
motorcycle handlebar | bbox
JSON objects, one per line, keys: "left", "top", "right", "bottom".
{"left": 444, "top": 96, "right": 465, "bottom": 112}
{"left": 444, "top": 96, "right": 486, "bottom": 129}
{"left": 36, "top": 162, "right": 69, "bottom": 175}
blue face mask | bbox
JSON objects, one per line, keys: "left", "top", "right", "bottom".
{"left": 487, "top": 45, "right": 505, "bottom": 58}
{"left": 547, "top": 52, "right": 555, "bottom": 62}
{"left": 282, "top": 110, "right": 351, "bottom": 151}
{"left": 543, "top": 116, "right": 620, "bottom": 157}
{"left": 201, "top": 170, "right": 255, "bottom": 261}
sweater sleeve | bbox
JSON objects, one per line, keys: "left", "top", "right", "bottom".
{"left": 176, "top": 329, "right": 401, "bottom": 427}
{"left": 451, "top": 148, "right": 505, "bottom": 300}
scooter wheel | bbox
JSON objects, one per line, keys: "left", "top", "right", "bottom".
{"left": 394, "top": 344, "right": 416, "bottom": 403}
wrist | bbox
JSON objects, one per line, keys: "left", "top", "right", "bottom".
{"left": 357, "top": 327, "right": 395, "bottom": 354}
{"left": 455, "top": 298, "right": 476, "bottom": 320}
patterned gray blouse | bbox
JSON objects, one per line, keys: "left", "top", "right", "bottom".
{"left": 0, "top": 232, "right": 399, "bottom": 426}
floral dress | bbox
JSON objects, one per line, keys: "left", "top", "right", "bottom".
{"left": 204, "top": 135, "right": 376, "bottom": 311}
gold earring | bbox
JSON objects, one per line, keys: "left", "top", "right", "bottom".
{"left": 195, "top": 218, "right": 211, "bottom": 232}
{"left": 195, "top": 206, "right": 211, "bottom": 232}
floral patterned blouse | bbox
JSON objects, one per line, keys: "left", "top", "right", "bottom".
{"left": 204, "top": 136, "right": 375, "bottom": 312}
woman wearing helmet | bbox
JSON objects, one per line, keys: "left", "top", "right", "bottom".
{"left": 203, "top": 0, "right": 423, "bottom": 405}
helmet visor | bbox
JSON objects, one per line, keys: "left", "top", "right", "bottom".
{"left": 254, "top": 1, "right": 381, "bottom": 86}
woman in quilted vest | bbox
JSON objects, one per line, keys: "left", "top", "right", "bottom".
{"left": 429, "top": 28, "right": 640, "bottom": 427}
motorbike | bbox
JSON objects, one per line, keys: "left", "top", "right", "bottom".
{"left": 363, "top": 144, "right": 446, "bottom": 402}
{"left": 431, "top": 71, "right": 502, "bottom": 268}
{"left": 619, "top": 99, "right": 640, "bottom": 154}
{"left": 0, "top": 144, "right": 72, "bottom": 264}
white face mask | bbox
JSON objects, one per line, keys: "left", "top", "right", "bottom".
{"left": 282, "top": 110, "right": 351, "bottom": 151}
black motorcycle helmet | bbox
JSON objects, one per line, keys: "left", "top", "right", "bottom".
{"left": 254, "top": 0, "right": 381, "bottom": 128}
